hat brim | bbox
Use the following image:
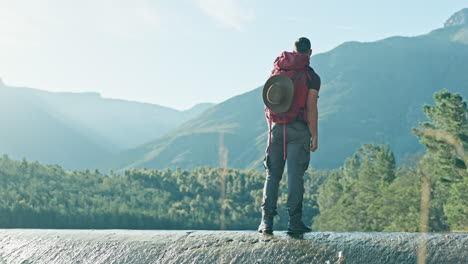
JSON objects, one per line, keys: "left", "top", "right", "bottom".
{"left": 263, "top": 74, "right": 294, "bottom": 114}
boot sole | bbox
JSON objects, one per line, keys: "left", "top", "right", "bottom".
{"left": 258, "top": 230, "right": 273, "bottom": 235}
{"left": 287, "top": 229, "right": 311, "bottom": 234}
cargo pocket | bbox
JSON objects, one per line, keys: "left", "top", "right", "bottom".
{"left": 270, "top": 123, "right": 282, "bottom": 144}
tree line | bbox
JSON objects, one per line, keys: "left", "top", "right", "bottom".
{"left": 0, "top": 156, "right": 326, "bottom": 230}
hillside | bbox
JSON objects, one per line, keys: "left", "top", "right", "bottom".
{"left": 27, "top": 89, "right": 214, "bottom": 149}
{"left": 0, "top": 85, "right": 110, "bottom": 169}
{"left": 111, "top": 12, "right": 468, "bottom": 170}
{"left": 0, "top": 81, "right": 214, "bottom": 169}
{"left": 107, "top": 88, "right": 266, "bottom": 170}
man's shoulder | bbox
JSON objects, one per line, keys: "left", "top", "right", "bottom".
{"left": 307, "top": 66, "right": 320, "bottom": 77}
{"left": 307, "top": 66, "right": 321, "bottom": 91}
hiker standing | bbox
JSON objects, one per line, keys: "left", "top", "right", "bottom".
{"left": 259, "top": 37, "right": 320, "bottom": 234}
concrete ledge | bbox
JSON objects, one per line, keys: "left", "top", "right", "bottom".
{"left": 0, "top": 229, "right": 466, "bottom": 263}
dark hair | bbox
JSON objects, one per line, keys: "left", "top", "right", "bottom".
{"left": 294, "top": 37, "right": 311, "bottom": 54}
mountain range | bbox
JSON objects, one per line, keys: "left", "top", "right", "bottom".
{"left": 0, "top": 80, "right": 213, "bottom": 169}
{"left": 109, "top": 9, "right": 468, "bottom": 171}
{"left": 1, "top": 9, "right": 467, "bottom": 171}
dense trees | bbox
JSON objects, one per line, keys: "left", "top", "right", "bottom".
{"left": 0, "top": 90, "right": 466, "bottom": 232}
{"left": 313, "top": 90, "right": 467, "bottom": 232}
{"left": 0, "top": 158, "right": 323, "bottom": 230}
{"left": 312, "top": 144, "right": 406, "bottom": 231}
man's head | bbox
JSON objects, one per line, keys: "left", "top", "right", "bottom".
{"left": 294, "top": 37, "right": 312, "bottom": 56}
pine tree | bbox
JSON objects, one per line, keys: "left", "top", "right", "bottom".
{"left": 413, "top": 89, "right": 467, "bottom": 231}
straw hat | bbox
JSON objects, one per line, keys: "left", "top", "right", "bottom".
{"left": 262, "top": 74, "right": 294, "bottom": 113}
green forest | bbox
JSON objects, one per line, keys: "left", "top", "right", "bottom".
{"left": 0, "top": 90, "right": 466, "bottom": 232}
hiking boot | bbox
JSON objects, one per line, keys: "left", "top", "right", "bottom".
{"left": 258, "top": 215, "right": 274, "bottom": 235}
{"left": 288, "top": 215, "right": 312, "bottom": 233}
{"left": 287, "top": 221, "right": 312, "bottom": 233}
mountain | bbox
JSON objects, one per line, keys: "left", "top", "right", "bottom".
{"left": 444, "top": 8, "right": 468, "bottom": 28}
{"left": 0, "top": 86, "right": 110, "bottom": 169}
{"left": 107, "top": 89, "right": 266, "bottom": 170}
{"left": 183, "top": 103, "right": 218, "bottom": 117}
{"left": 111, "top": 9, "right": 468, "bottom": 171}
{"left": 27, "top": 89, "right": 214, "bottom": 149}
{"left": 0, "top": 82, "right": 214, "bottom": 169}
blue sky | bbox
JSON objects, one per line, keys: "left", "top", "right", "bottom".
{"left": 0, "top": 0, "right": 466, "bottom": 110}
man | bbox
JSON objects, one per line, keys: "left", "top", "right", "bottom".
{"left": 259, "top": 37, "right": 320, "bottom": 234}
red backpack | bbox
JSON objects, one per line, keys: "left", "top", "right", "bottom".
{"left": 265, "top": 51, "right": 311, "bottom": 159}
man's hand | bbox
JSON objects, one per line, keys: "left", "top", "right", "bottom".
{"left": 306, "top": 89, "right": 319, "bottom": 152}
{"left": 310, "top": 137, "right": 318, "bottom": 152}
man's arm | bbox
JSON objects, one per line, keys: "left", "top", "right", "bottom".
{"left": 306, "top": 89, "right": 319, "bottom": 152}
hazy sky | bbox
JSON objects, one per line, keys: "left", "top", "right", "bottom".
{"left": 1, "top": 0, "right": 466, "bottom": 110}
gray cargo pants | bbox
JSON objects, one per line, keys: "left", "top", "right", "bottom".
{"left": 261, "top": 121, "right": 311, "bottom": 218}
